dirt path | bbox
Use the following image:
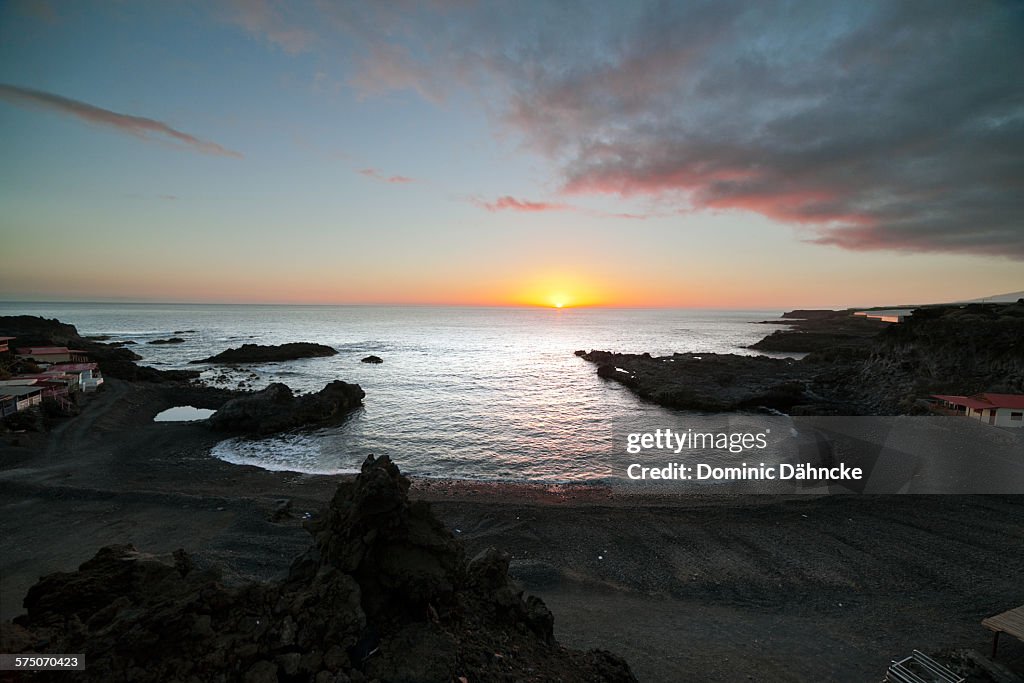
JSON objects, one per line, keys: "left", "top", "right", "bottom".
{"left": 43, "top": 378, "right": 130, "bottom": 458}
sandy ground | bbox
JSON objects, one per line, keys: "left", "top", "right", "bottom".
{"left": 2, "top": 379, "right": 1023, "bottom": 682}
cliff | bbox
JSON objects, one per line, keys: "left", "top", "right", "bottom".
{"left": 821, "top": 300, "right": 1024, "bottom": 413}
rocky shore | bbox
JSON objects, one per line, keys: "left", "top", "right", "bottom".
{"left": 3, "top": 455, "right": 635, "bottom": 683}
{"left": 580, "top": 301, "right": 1024, "bottom": 415}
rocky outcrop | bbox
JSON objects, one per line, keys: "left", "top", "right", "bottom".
{"left": 360, "top": 355, "right": 383, "bottom": 364}
{"left": 582, "top": 302, "right": 1024, "bottom": 416}
{"left": 579, "top": 350, "right": 826, "bottom": 413}
{"left": 0, "top": 315, "right": 81, "bottom": 345}
{"left": 192, "top": 343, "right": 338, "bottom": 365}
{"left": 5, "top": 455, "right": 636, "bottom": 683}
{"left": 148, "top": 337, "right": 185, "bottom": 345}
{"left": 208, "top": 381, "right": 365, "bottom": 435}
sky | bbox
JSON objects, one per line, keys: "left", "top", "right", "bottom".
{"left": 0, "top": 0, "right": 1021, "bottom": 309}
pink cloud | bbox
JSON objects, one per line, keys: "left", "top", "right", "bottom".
{"left": 477, "top": 196, "right": 568, "bottom": 212}
{"left": 225, "top": 0, "right": 316, "bottom": 54}
{"left": 357, "top": 168, "right": 415, "bottom": 183}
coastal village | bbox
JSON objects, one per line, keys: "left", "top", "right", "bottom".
{"left": 0, "top": 337, "right": 103, "bottom": 418}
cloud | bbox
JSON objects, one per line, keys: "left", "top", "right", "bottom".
{"left": 0, "top": 84, "right": 243, "bottom": 158}
{"left": 476, "top": 196, "right": 568, "bottom": 212}
{"left": 225, "top": 0, "right": 316, "bottom": 54}
{"left": 338, "top": 1, "right": 1024, "bottom": 259}
{"left": 357, "top": 168, "right": 415, "bottom": 183}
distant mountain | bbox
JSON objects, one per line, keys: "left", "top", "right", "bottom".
{"left": 960, "top": 290, "right": 1024, "bottom": 303}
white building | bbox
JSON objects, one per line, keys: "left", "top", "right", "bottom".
{"left": 932, "top": 393, "right": 1024, "bottom": 428}
{"left": 48, "top": 363, "right": 104, "bottom": 392}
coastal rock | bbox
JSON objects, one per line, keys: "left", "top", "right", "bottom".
{"left": 148, "top": 337, "right": 185, "bottom": 345}
{"left": 360, "top": 355, "right": 383, "bottom": 364}
{"left": 192, "top": 342, "right": 338, "bottom": 364}
{"left": 97, "top": 360, "right": 201, "bottom": 383}
{"left": 208, "top": 381, "right": 364, "bottom": 434}
{"left": 581, "top": 350, "right": 817, "bottom": 412}
{"left": 747, "top": 310, "right": 885, "bottom": 353}
{"left": 7, "top": 455, "right": 637, "bottom": 683}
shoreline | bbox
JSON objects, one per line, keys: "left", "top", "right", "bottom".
{"left": 3, "top": 378, "right": 1024, "bottom": 680}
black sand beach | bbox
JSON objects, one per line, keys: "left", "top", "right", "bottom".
{"left": 3, "top": 379, "right": 1023, "bottom": 681}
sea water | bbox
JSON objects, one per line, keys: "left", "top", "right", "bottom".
{"left": 0, "top": 303, "right": 796, "bottom": 481}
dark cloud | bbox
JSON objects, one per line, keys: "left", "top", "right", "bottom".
{"left": 0, "top": 84, "right": 243, "bottom": 158}
{"left": 333, "top": 1, "right": 1024, "bottom": 258}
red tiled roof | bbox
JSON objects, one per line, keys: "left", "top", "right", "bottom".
{"left": 932, "top": 393, "right": 1024, "bottom": 410}
{"left": 48, "top": 363, "right": 98, "bottom": 372}
{"left": 980, "top": 393, "right": 1024, "bottom": 409}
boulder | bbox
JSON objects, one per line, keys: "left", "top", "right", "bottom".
{"left": 192, "top": 343, "right": 338, "bottom": 364}
{"left": 208, "top": 381, "right": 364, "bottom": 435}
{"left": 360, "top": 355, "right": 383, "bottom": 364}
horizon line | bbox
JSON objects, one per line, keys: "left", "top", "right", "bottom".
{"left": 0, "top": 298, "right": 925, "bottom": 311}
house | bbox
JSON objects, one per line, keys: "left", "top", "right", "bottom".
{"left": 48, "top": 363, "right": 104, "bottom": 392}
{"left": 854, "top": 309, "right": 912, "bottom": 323}
{"left": 0, "top": 377, "right": 70, "bottom": 401}
{"left": 6, "top": 372, "right": 80, "bottom": 393}
{"left": 931, "top": 393, "right": 1024, "bottom": 428}
{"left": 0, "top": 385, "right": 44, "bottom": 417}
{"left": 0, "top": 336, "right": 14, "bottom": 354}
{"left": 15, "top": 346, "right": 89, "bottom": 364}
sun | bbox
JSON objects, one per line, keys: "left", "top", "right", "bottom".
{"left": 553, "top": 301, "right": 565, "bottom": 309}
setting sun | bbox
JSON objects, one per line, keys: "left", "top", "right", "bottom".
{"left": 509, "top": 272, "right": 613, "bottom": 309}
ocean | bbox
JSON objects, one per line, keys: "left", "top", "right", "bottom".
{"left": 0, "top": 303, "right": 797, "bottom": 482}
